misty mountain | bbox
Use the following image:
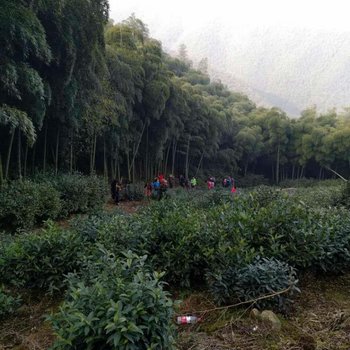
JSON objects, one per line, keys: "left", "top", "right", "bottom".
{"left": 161, "top": 23, "right": 350, "bottom": 116}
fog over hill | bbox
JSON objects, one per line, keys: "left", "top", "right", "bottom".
{"left": 162, "top": 24, "right": 350, "bottom": 116}
{"left": 110, "top": 0, "right": 350, "bottom": 116}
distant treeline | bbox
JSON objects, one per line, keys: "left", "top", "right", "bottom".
{"left": 1, "top": 0, "right": 350, "bottom": 183}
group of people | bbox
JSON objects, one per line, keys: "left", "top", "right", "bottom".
{"left": 206, "top": 175, "right": 236, "bottom": 192}
{"left": 179, "top": 175, "right": 198, "bottom": 189}
{"left": 144, "top": 174, "right": 169, "bottom": 200}
{"left": 111, "top": 174, "right": 237, "bottom": 205}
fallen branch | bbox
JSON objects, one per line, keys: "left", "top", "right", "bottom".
{"left": 176, "top": 285, "right": 292, "bottom": 316}
{"left": 324, "top": 166, "right": 348, "bottom": 182}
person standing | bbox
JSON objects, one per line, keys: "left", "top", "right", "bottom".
{"left": 179, "top": 175, "right": 185, "bottom": 188}
{"left": 168, "top": 174, "right": 175, "bottom": 188}
{"left": 111, "top": 179, "right": 117, "bottom": 202}
{"left": 115, "top": 182, "right": 122, "bottom": 205}
{"left": 190, "top": 176, "right": 197, "bottom": 188}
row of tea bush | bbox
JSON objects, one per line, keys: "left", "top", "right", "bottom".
{"left": 1, "top": 183, "right": 349, "bottom": 348}
{"left": 0, "top": 174, "right": 106, "bottom": 231}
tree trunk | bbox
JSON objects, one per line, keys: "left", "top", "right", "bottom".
{"left": 276, "top": 143, "right": 280, "bottom": 184}
{"left": 103, "top": 137, "right": 107, "bottom": 180}
{"left": 117, "top": 158, "right": 120, "bottom": 182}
{"left": 171, "top": 138, "right": 177, "bottom": 176}
{"left": 145, "top": 126, "right": 149, "bottom": 180}
{"left": 110, "top": 156, "right": 115, "bottom": 179}
{"left": 17, "top": 129, "right": 22, "bottom": 180}
{"left": 24, "top": 141, "right": 29, "bottom": 178}
{"left": 185, "top": 136, "right": 191, "bottom": 179}
{"left": 43, "top": 122, "right": 48, "bottom": 173}
{"left": 31, "top": 143, "right": 36, "bottom": 174}
{"left": 164, "top": 142, "right": 171, "bottom": 176}
{"left": 92, "top": 132, "right": 97, "bottom": 174}
{"left": 0, "top": 154, "right": 3, "bottom": 188}
{"left": 195, "top": 150, "right": 204, "bottom": 177}
{"left": 127, "top": 147, "right": 131, "bottom": 181}
{"left": 5, "top": 128, "right": 15, "bottom": 179}
{"left": 130, "top": 122, "right": 147, "bottom": 177}
{"left": 90, "top": 132, "right": 97, "bottom": 175}
{"left": 291, "top": 164, "right": 295, "bottom": 180}
{"left": 55, "top": 128, "right": 60, "bottom": 175}
{"left": 70, "top": 132, "right": 74, "bottom": 174}
{"left": 132, "top": 144, "right": 136, "bottom": 183}
{"left": 324, "top": 166, "right": 348, "bottom": 182}
{"left": 244, "top": 161, "right": 249, "bottom": 176}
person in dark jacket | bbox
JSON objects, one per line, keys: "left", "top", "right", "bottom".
{"left": 111, "top": 179, "right": 117, "bottom": 202}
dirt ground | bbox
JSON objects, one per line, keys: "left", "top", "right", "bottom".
{"left": 177, "top": 273, "right": 350, "bottom": 350}
{"left": 0, "top": 292, "right": 58, "bottom": 350}
{"left": 104, "top": 198, "right": 148, "bottom": 214}
{"left": 1, "top": 273, "right": 350, "bottom": 350}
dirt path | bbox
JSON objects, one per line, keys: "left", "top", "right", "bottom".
{"left": 104, "top": 199, "right": 147, "bottom": 214}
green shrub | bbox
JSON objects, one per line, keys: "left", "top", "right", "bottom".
{"left": 0, "top": 286, "right": 21, "bottom": 319}
{"left": 123, "top": 183, "right": 145, "bottom": 201}
{"left": 54, "top": 174, "right": 106, "bottom": 217}
{"left": 71, "top": 212, "right": 149, "bottom": 258}
{"left": 312, "top": 208, "right": 350, "bottom": 273}
{"left": 0, "top": 180, "right": 61, "bottom": 230}
{"left": 279, "top": 178, "right": 342, "bottom": 188}
{"left": 338, "top": 180, "right": 350, "bottom": 208}
{"left": 141, "top": 202, "right": 219, "bottom": 287}
{"left": 235, "top": 174, "right": 269, "bottom": 188}
{"left": 207, "top": 257, "right": 300, "bottom": 312}
{"left": 49, "top": 250, "right": 176, "bottom": 350}
{"left": 0, "top": 222, "right": 87, "bottom": 292}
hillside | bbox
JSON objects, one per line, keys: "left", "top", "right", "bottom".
{"left": 162, "top": 23, "right": 350, "bottom": 116}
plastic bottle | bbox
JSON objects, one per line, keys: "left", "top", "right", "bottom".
{"left": 176, "top": 316, "right": 201, "bottom": 324}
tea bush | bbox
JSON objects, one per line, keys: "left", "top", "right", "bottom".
{"left": 71, "top": 212, "right": 149, "bottom": 259}
{"left": 49, "top": 250, "right": 176, "bottom": 350}
{"left": 338, "top": 180, "right": 350, "bottom": 208}
{"left": 140, "top": 200, "right": 223, "bottom": 287}
{"left": 0, "top": 180, "right": 61, "bottom": 230}
{"left": 53, "top": 174, "right": 106, "bottom": 217}
{"left": 207, "top": 257, "right": 299, "bottom": 312}
{"left": 0, "top": 174, "right": 106, "bottom": 231}
{"left": 0, "top": 222, "right": 88, "bottom": 292}
{"left": 0, "top": 286, "right": 21, "bottom": 318}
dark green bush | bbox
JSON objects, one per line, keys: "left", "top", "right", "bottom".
{"left": 312, "top": 208, "right": 350, "bottom": 273}
{"left": 71, "top": 212, "right": 149, "bottom": 258}
{"left": 338, "top": 180, "right": 350, "bottom": 208}
{"left": 235, "top": 174, "right": 269, "bottom": 188}
{"left": 0, "top": 180, "right": 61, "bottom": 230}
{"left": 123, "top": 183, "right": 145, "bottom": 201}
{"left": 0, "top": 221, "right": 87, "bottom": 292}
{"left": 141, "top": 202, "right": 220, "bottom": 287}
{"left": 49, "top": 250, "right": 176, "bottom": 350}
{"left": 207, "top": 257, "right": 299, "bottom": 312}
{"left": 54, "top": 174, "right": 106, "bottom": 217}
{"left": 0, "top": 286, "right": 21, "bottom": 318}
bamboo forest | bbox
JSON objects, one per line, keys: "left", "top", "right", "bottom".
{"left": 1, "top": 1, "right": 350, "bottom": 349}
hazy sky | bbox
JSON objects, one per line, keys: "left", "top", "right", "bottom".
{"left": 109, "top": 0, "right": 350, "bottom": 37}
{"left": 109, "top": 0, "right": 350, "bottom": 114}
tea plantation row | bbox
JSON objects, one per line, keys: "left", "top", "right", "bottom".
{"left": 1, "top": 183, "right": 350, "bottom": 349}
{"left": 0, "top": 174, "right": 106, "bottom": 230}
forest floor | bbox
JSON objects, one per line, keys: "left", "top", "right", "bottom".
{"left": 1, "top": 200, "right": 350, "bottom": 350}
